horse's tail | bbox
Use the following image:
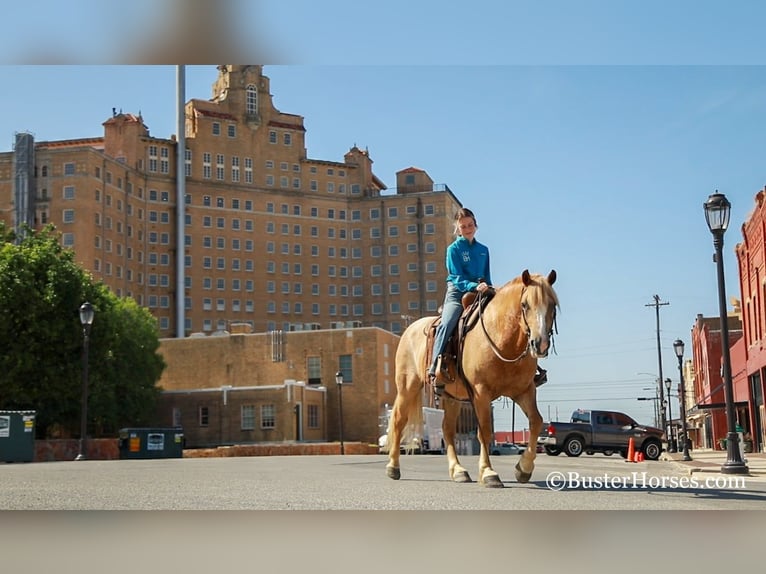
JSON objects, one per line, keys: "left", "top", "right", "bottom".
{"left": 382, "top": 389, "right": 424, "bottom": 454}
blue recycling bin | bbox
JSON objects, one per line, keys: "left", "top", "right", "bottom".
{"left": 0, "top": 410, "right": 36, "bottom": 463}
{"left": 118, "top": 427, "right": 184, "bottom": 459}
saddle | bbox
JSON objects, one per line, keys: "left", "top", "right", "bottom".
{"left": 425, "top": 289, "right": 495, "bottom": 385}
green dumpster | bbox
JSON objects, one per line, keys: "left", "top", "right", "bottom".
{"left": 0, "top": 410, "right": 36, "bottom": 463}
{"left": 118, "top": 427, "right": 184, "bottom": 459}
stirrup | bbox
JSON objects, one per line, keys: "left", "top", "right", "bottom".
{"left": 534, "top": 368, "right": 548, "bottom": 387}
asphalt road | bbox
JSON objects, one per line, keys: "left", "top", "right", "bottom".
{"left": 3, "top": 452, "right": 766, "bottom": 510}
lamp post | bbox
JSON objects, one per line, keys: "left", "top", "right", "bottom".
{"left": 703, "top": 192, "right": 748, "bottom": 474}
{"left": 335, "top": 371, "right": 345, "bottom": 455}
{"left": 664, "top": 377, "right": 676, "bottom": 452}
{"left": 75, "top": 302, "right": 94, "bottom": 461}
{"left": 673, "top": 339, "right": 692, "bottom": 461}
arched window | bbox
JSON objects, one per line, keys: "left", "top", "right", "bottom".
{"left": 246, "top": 84, "right": 257, "bottom": 115}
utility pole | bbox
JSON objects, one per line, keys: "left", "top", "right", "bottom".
{"left": 646, "top": 295, "right": 670, "bottom": 449}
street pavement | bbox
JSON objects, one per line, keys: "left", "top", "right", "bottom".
{"left": 2, "top": 449, "right": 766, "bottom": 509}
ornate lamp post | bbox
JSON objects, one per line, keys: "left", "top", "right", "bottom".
{"left": 335, "top": 371, "right": 345, "bottom": 455}
{"left": 75, "top": 302, "right": 94, "bottom": 461}
{"left": 664, "top": 377, "right": 676, "bottom": 452}
{"left": 703, "top": 192, "right": 748, "bottom": 474}
{"left": 673, "top": 339, "right": 692, "bottom": 461}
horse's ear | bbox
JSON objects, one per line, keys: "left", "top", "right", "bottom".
{"left": 521, "top": 269, "right": 531, "bottom": 285}
{"left": 547, "top": 270, "right": 557, "bottom": 286}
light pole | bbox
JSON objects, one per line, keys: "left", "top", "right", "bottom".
{"left": 335, "top": 371, "right": 345, "bottom": 455}
{"left": 673, "top": 339, "right": 692, "bottom": 461}
{"left": 703, "top": 192, "right": 748, "bottom": 474}
{"left": 664, "top": 378, "right": 676, "bottom": 452}
{"left": 75, "top": 302, "right": 94, "bottom": 461}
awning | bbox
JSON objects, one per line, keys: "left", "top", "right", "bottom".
{"left": 693, "top": 401, "right": 748, "bottom": 410}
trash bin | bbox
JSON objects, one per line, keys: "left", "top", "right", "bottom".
{"left": 118, "top": 427, "right": 184, "bottom": 459}
{"left": 0, "top": 410, "right": 36, "bottom": 463}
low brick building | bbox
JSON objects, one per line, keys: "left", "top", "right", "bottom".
{"left": 154, "top": 324, "right": 400, "bottom": 448}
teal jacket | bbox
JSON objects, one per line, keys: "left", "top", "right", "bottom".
{"left": 445, "top": 236, "right": 491, "bottom": 293}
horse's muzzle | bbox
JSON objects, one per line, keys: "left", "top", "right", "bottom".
{"left": 530, "top": 339, "right": 550, "bottom": 358}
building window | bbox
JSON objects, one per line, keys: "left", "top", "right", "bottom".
{"left": 307, "top": 356, "right": 321, "bottom": 385}
{"left": 199, "top": 406, "right": 210, "bottom": 427}
{"left": 241, "top": 405, "right": 255, "bottom": 430}
{"left": 338, "top": 354, "right": 352, "bottom": 383}
{"left": 246, "top": 84, "right": 257, "bottom": 114}
{"left": 260, "top": 405, "right": 275, "bottom": 429}
{"left": 308, "top": 404, "right": 319, "bottom": 429}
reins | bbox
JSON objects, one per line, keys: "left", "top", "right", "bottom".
{"left": 478, "top": 287, "right": 558, "bottom": 363}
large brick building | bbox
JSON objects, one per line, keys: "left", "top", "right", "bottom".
{"left": 0, "top": 65, "right": 479, "bottom": 450}
{"left": 0, "top": 65, "right": 462, "bottom": 338}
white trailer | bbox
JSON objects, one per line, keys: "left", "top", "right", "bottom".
{"left": 379, "top": 406, "right": 444, "bottom": 454}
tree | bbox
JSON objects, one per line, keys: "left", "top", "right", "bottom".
{"left": 0, "top": 224, "right": 165, "bottom": 438}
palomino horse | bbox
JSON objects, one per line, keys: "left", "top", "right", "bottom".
{"left": 384, "top": 269, "right": 558, "bottom": 487}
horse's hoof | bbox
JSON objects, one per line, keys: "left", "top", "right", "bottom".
{"left": 452, "top": 471, "right": 472, "bottom": 483}
{"left": 386, "top": 466, "right": 401, "bottom": 480}
{"left": 515, "top": 461, "right": 532, "bottom": 483}
{"left": 481, "top": 474, "right": 505, "bottom": 488}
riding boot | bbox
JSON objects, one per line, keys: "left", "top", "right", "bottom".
{"left": 534, "top": 367, "right": 548, "bottom": 387}
{"left": 428, "top": 355, "right": 450, "bottom": 395}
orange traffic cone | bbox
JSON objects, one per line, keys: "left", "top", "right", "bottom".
{"left": 637, "top": 451, "right": 644, "bottom": 462}
{"left": 626, "top": 437, "right": 635, "bottom": 463}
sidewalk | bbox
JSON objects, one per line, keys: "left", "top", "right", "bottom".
{"left": 660, "top": 447, "right": 766, "bottom": 479}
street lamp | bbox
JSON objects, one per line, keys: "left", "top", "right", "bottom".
{"left": 704, "top": 192, "right": 748, "bottom": 474}
{"left": 75, "top": 302, "right": 95, "bottom": 461}
{"left": 673, "top": 339, "right": 692, "bottom": 461}
{"left": 664, "top": 377, "right": 676, "bottom": 452}
{"left": 335, "top": 371, "right": 345, "bottom": 455}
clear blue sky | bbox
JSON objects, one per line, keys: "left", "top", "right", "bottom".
{"left": 3, "top": 1, "right": 766, "bottom": 431}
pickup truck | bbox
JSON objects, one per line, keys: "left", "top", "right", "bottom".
{"left": 537, "top": 409, "right": 665, "bottom": 460}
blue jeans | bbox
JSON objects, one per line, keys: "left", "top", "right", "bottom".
{"left": 430, "top": 284, "right": 464, "bottom": 373}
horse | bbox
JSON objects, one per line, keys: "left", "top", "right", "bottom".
{"left": 384, "top": 269, "right": 559, "bottom": 488}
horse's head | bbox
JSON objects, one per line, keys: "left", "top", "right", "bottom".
{"left": 520, "top": 269, "right": 558, "bottom": 358}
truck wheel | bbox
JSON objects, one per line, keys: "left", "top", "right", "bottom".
{"left": 564, "top": 437, "right": 584, "bottom": 457}
{"left": 642, "top": 440, "right": 661, "bottom": 461}
{"left": 603, "top": 450, "right": 614, "bottom": 456}
{"left": 586, "top": 450, "right": 594, "bottom": 455}
{"left": 544, "top": 446, "right": 560, "bottom": 456}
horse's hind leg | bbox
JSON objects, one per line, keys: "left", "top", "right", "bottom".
{"left": 514, "top": 389, "right": 542, "bottom": 483}
{"left": 442, "top": 395, "right": 471, "bottom": 483}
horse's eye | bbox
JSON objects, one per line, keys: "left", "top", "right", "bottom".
{"left": 521, "top": 301, "right": 529, "bottom": 311}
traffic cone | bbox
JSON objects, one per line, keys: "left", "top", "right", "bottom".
{"left": 637, "top": 451, "right": 644, "bottom": 462}
{"left": 626, "top": 437, "right": 635, "bottom": 463}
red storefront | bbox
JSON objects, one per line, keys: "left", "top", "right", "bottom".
{"left": 733, "top": 187, "right": 766, "bottom": 452}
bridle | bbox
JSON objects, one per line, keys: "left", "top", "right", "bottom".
{"left": 476, "top": 286, "right": 557, "bottom": 363}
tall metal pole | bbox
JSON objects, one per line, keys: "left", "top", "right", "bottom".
{"left": 674, "top": 340, "right": 692, "bottom": 461}
{"left": 175, "top": 65, "right": 186, "bottom": 338}
{"left": 665, "top": 378, "right": 676, "bottom": 452}
{"left": 336, "top": 371, "right": 345, "bottom": 455}
{"left": 711, "top": 226, "right": 748, "bottom": 473}
{"left": 646, "top": 295, "right": 669, "bottom": 449}
{"left": 76, "top": 302, "right": 94, "bottom": 461}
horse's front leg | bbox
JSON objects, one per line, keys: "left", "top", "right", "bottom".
{"left": 442, "top": 396, "right": 471, "bottom": 483}
{"left": 514, "top": 389, "right": 541, "bottom": 483}
{"left": 474, "top": 394, "right": 503, "bottom": 488}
